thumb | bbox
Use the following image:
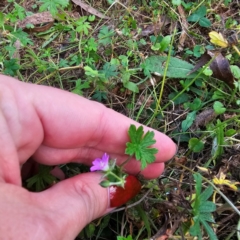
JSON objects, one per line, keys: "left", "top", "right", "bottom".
{"left": 35, "top": 173, "right": 110, "bottom": 239}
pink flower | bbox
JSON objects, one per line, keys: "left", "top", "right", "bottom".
{"left": 90, "top": 153, "right": 110, "bottom": 172}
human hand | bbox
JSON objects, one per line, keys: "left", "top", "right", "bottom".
{"left": 0, "top": 74, "right": 177, "bottom": 239}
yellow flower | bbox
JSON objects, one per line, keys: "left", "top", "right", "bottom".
{"left": 213, "top": 172, "right": 239, "bottom": 191}
{"left": 209, "top": 31, "right": 228, "bottom": 48}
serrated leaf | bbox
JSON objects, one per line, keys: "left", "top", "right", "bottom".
{"left": 199, "top": 212, "right": 215, "bottom": 223}
{"left": 200, "top": 219, "right": 218, "bottom": 240}
{"left": 189, "top": 218, "right": 201, "bottom": 237}
{"left": 125, "top": 125, "right": 158, "bottom": 169}
{"left": 199, "top": 186, "right": 213, "bottom": 202}
{"left": 39, "top": 0, "right": 69, "bottom": 16}
{"left": 142, "top": 56, "right": 200, "bottom": 78}
{"left": 199, "top": 201, "right": 216, "bottom": 212}
{"left": 99, "top": 62, "right": 118, "bottom": 79}
{"left": 193, "top": 173, "right": 202, "bottom": 196}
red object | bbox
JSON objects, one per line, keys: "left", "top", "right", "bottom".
{"left": 109, "top": 175, "right": 142, "bottom": 208}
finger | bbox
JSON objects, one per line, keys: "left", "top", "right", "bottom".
{"left": 33, "top": 146, "right": 166, "bottom": 179}
{"left": 23, "top": 81, "right": 176, "bottom": 162}
{"left": 0, "top": 110, "right": 21, "bottom": 185}
{"left": 34, "top": 140, "right": 176, "bottom": 166}
{"left": 33, "top": 173, "right": 109, "bottom": 239}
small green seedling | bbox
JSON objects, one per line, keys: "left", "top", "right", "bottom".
{"left": 187, "top": 5, "right": 211, "bottom": 28}
{"left": 190, "top": 173, "right": 217, "bottom": 240}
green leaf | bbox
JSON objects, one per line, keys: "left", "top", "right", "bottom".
{"left": 213, "top": 101, "right": 226, "bottom": 114}
{"left": 98, "top": 25, "right": 115, "bottom": 46}
{"left": 188, "top": 138, "right": 204, "bottom": 152}
{"left": 123, "top": 81, "right": 139, "bottom": 93}
{"left": 189, "top": 218, "right": 201, "bottom": 238}
{"left": 188, "top": 6, "right": 207, "bottom": 22}
{"left": 0, "top": 12, "right": 4, "bottom": 28}
{"left": 225, "top": 129, "right": 236, "bottom": 137}
{"left": 125, "top": 125, "right": 158, "bottom": 169}
{"left": 11, "top": 29, "right": 33, "bottom": 46}
{"left": 142, "top": 56, "right": 200, "bottom": 78}
{"left": 199, "top": 201, "right": 216, "bottom": 212}
{"left": 85, "top": 223, "right": 95, "bottom": 238}
{"left": 199, "top": 17, "right": 211, "bottom": 27}
{"left": 193, "top": 173, "right": 202, "bottom": 196}
{"left": 92, "top": 91, "right": 107, "bottom": 102}
{"left": 199, "top": 186, "right": 213, "bottom": 202}
{"left": 117, "top": 235, "right": 133, "bottom": 240}
{"left": 200, "top": 219, "right": 218, "bottom": 240}
{"left": 199, "top": 212, "right": 215, "bottom": 223}
{"left": 168, "top": 92, "right": 190, "bottom": 105}
{"left": 230, "top": 65, "right": 240, "bottom": 79}
{"left": 172, "top": 0, "right": 181, "bottom": 6}
{"left": 3, "top": 59, "right": 20, "bottom": 76}
{"left": 136, "top": 205, "right": 151, "bottom": 237}
{"left": 39, "top": 0, "right": 69, "bottom": 16}
{"left": 189, "top": 98, "right": 202, "bottom": 111}
{"left": 181, "top": 111, "right": 196, "bottom": 132}
{"left": 71, "top": 79, "right": 90, "bottom": 96}
{"left": 100, "top": 62, "right": 118, "bottom": 79}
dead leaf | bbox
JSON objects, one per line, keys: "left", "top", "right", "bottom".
{"left": 177, "top": 5, "right": 189, "bottom": 50}
{"left": 71, "top": 0, "right": 109, "bottom": 19}
{"left": 18, "top": 11, "right": 54, "bottom": 30}
{"left": 188, "top": 51, "right": 234, "bottom": 87}
{"left": 174, "top": 156, "right": 187, "bottom": 165}
{"left": 194, "top": 108, "right": 216, "bottom": 128}
{"left": 208, "top": 51, "right": 234, "bottom": 87}
{"left": 140, "top": 16, "right": 171, "bottom": 36}
{"left": 187, "top": 52, "right": 211, "bottom": 75}
{"left": 12, "top": 39, "right": 21, "bottom": 63}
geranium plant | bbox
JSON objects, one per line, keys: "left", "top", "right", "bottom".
{"left": 90, "top": 124, "right": 158, "bottom": 207}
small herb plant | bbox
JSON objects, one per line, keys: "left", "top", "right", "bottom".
{"left": 190, "top": 173, "right": 217, "bottom": 240}
{"left": 89, "top": 124, "right": 158, "bottom": 207}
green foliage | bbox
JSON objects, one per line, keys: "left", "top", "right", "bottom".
{"left": 187, "top": 6, "right": 211, "bottom": 28}
{"left": 117, "top": 235, "right": 133, "bottom": 240}
{"left": 0, "top": 12, "right": 4, "bottom": 28}
{"left": 11, "top": 29, "right": 33, "bottom": 46}
{"left": 125, "top": 125, "right": 158, "bottom": 169}
{"left": 92, "top": 90, "right": 108, "bottom": 102}
{"left": 181, "top": 111, "right": 196, "bottom": 132}
{"left": 211, "top": 119, "right": 224, "bottom": 160}
{"left": 26, "top": 165, "right": 56, "bottom": 192}
{"left": 213, "top": 101, "right": 226, "bottom": 114}
{"left": 6, "top": 3, "right": 26, "bottom": 22}
{"left": 189, "top": 138, "right": 204, "bottom": 152}
{"left": 172, "top": 0, "right": 181, "bottom": 6}
{"left": 3, "top": 59, "right": 20, "bottom": 76}
{"left": 39, "top": 0, "right": 69, "bottom": 16}
{"left": 100, "top": 62, "right": 118, "bottom": 79}
{"left": 190, "top": 173, "right": 217, "bottom": 240}
{"left": 76, "top": 16, "right": 92, "bottom": 35}
{"left": 98, "top": 25, "right": 115, "bottom": 46}
{"left": 151, "top": 35, "right": 171, "bottom": 52}
{"left": 142, "top": 56, "right": 200, "bottom": 78}
{"left": 71, "top": 79, "right": 90, "bottom": 96}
